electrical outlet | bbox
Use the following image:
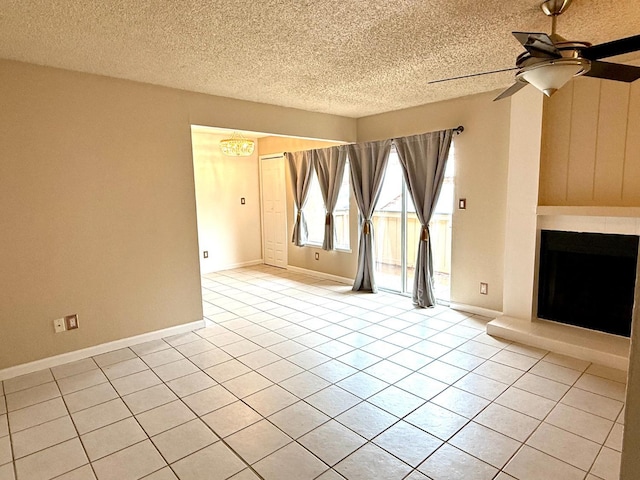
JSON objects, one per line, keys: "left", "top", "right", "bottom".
{"left": 53, "top": 318, "right": 66, "bottom": 333}
{"left": 203, "top": 251, "right": 208, "bottom": 259}
{"left": 315, "top": 252, "right": 319, "bottom": 260}
{"left": 65, "top": 314, "right": 79, "bottom": 330}
{"left": 480, "top": 282, "right": 488, "bottom": 295}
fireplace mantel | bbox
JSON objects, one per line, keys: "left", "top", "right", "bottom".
{"left": 537, "top": 208, "right": 640, "bottom": 238}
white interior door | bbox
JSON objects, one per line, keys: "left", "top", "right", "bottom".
{"left": 260, "top": 155, "right": 287, "bottom": 268}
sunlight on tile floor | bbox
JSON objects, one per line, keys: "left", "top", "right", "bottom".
{"left": 0, "top": 265, "right": 627, "bottom": 479}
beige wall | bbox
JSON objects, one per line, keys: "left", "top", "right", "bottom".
{"left": 0, "top": 61, "right": 201, "bottom": 369}
{"left": 357, "top": 91, "right": 511, "bottom": 312}
{"left": 191, "top": 129, "right": 262, "bottom": 273}
{"left": 540, "top": 77, "right": 640, "bottom": 206}
{"left": 258, "top": 137, "right": 359, "bottom": 280}
{"left": 0, "top": 59, "right": 355, "bottom": 370}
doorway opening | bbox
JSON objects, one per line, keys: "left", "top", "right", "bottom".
{"left": 260, "top": 154, "right": 288, "bottom": 269}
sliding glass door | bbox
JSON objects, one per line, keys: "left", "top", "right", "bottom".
{"left": 373, "top": 146, "right": 454, "bottom": 301}
{"left": 373, "top": 151, "right": 409, "bottom": 292}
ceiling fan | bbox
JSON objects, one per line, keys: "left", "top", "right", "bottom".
{"left": 429, "top": 0, "right": 640, "bottom": 101}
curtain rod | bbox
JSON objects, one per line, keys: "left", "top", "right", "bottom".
{"left": 284, "top": 126, "right": 465, "bottom": 156}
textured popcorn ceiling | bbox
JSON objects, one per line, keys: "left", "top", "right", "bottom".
{"left": 1, "top": 0, "right": 639, "bottom": 117}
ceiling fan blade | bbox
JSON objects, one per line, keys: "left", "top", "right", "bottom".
{"left": 494, "top": 81, "right": 528, "bottom": 101}
{"left": 513, "top": 32, "right": 562, "bottom": 58}
{"left": 582, "top": 35, "right": 640, "bottom": 60}
{"left": 428, "top": 67, "right": 518, "bottom": 84}
{"left": 584, "top": 60, "right": 640, "bottom": 82}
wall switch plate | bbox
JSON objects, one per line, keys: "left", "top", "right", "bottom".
{"left": 203, "top": 251, "right": 208, "bottom": 259}
{"left": 53, "top": 318, "right": 66, "bottom": 333}
{"left": 315, "top": 252, "right": 319, "bottom": 260}
{"left": 241, "top": 198, "right": 246, "bottom": 205}
{"left": 480, "top": 282, "right": 488, "bottom": 295}
{"left": 65, "top": 314, "right": 79, "bottom": 330}
{"left": 458, "top": 198, "right": 467, "bottom": 209}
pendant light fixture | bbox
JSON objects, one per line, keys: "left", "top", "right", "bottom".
{"left": 219, "top": 132, "right": 255, "bottom": 157}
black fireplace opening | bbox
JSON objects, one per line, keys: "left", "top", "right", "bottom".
{"left": 537, "top": 230, "right": 639, "bottom": 337}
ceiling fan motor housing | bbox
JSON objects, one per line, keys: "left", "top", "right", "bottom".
{"left": 541, "top": 0, "right": 573, "bottom": 17}
{"left": 517, "top": 41, "right": 592, "bottom": 66}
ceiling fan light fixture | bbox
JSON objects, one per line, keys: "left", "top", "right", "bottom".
{"left": 219, "top": 132, "right": 255, "bottom": 157}
{"left": 517, "top": 59, "right": 589, "bottom": 97}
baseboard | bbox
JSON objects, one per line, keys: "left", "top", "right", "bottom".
{"left": 203, "top": 259, "right": 264, "bottom": 274}
{"left": 449, "top": 302, "right": 502, "bottom": 319}
{"left": 0, "top": 319, "right": 206, "bottom": 381}
{"left": 286, "top": 265, "right": 353, "bottom": 286}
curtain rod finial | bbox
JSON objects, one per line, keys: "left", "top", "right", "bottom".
{"left": 454, "top": 126, "right": 464, "bottom": 135}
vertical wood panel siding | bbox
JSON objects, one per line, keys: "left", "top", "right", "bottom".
{"left": 539, "top": 77, "right": 640, "bottom": 206}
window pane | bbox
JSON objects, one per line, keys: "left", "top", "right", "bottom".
{"left": 300, "top": 161, "right": 350, "bottom": 249}
{"left": 334, "top": 161, "right": 350, "bottom": 250}
{"left": 429, "top": 142, "right": 455, "bottom": 301}
{"left": 304, "top": 172, "right": 325, "bottom": 245}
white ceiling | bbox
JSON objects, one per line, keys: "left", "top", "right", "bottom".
{"left": 1, "top": 0, "right": 639, "bottom": 118}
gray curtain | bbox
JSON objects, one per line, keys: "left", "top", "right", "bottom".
{"left": 313, "top": 146, "right": 347, "bottom": 251}
{"left": 286, "top": 150, "right": 314, "bottom": 247}
{"left": 348, "top": 139, "right": 392, "bottom": 292}
{"left": 394, "top": 130, "right": 453, "bottom": 307}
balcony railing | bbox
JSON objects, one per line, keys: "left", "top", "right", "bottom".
{"left": 372, "top": 212, "right": 451, "bottom": 274}
{"left": 372, "top": 212, "right": 452, "bottom": 300}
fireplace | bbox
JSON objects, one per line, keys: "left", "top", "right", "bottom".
{"left": 537, "top": 230, "right": 639, "bottom": 337}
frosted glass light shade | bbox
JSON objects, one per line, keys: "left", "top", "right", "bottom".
{"left": 519, "top": 61, "right": 588, "bottom": 97}
{"left": 220, "top": 132, "right": 255, "bottom": 156}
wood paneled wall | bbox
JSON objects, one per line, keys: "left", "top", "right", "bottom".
{"left": 539, "top": 77, "right": 640, "bottom": 206}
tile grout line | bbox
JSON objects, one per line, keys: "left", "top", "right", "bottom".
{"left": 201, "top": 274, "right": 455, "bottom": 476}
{"left": 494, "top": 352, "right": 599, "bottom": 477}
{"left": 137, "top": 343, "right": 268, "bottom": 480}
{"left": 211, "top": 272, "right": 510, "bottom": 474}
{"left": 550, "top": 365, "right": 621, "bottom": 477}
{"left": 210, "top": 272, "right": 526, "bottom": 474}
{"left": 2, "top": 386, "right": 19, "bottom": 480}
{"left": 85, "top": 346, "right": 250, "bottom": 480}
{"left": 51, "top": 369, "right": 99, "bottom": 480}
{"left": 183, "top": 269, "right": 628, "bottom": 478}
{"left": 93, "top": 354, "right": 174, "bottom": 478}
{"left": 2, "top": 265, "right": 627, "bottom": 480}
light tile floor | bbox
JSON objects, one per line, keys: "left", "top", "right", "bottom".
{"left": 0, "top": 265, "right": 627, "bottom": 480}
